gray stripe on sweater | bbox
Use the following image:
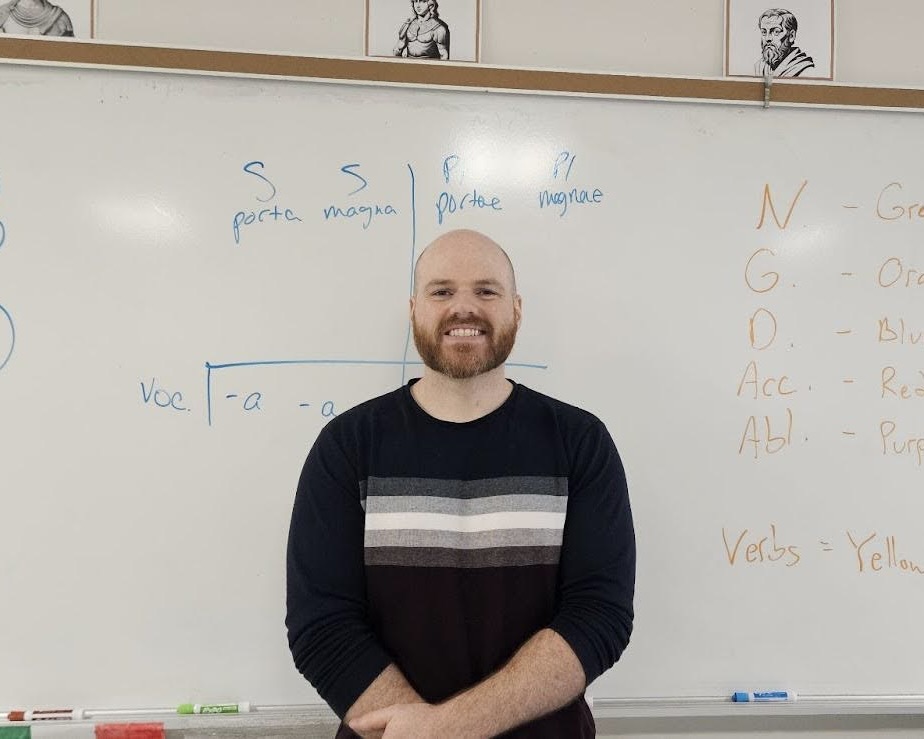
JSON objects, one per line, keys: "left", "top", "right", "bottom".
{"left": 360, "top": 476, "right": 568, "bottom": 505}
{"left": 364, "top": 494, "right": 568, "bottom": 516}
{"left": 364, "top": 527, "right": 564, "bottom": 550}
{"left": 364, "top": 545, "right": 561, "bottom": 569}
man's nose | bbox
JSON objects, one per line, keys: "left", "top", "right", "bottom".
{"left": 449, "top": 304, "right": 477, "bottom": 318}
{"left": 448, "top": 294, "right": 479, "bottom": 317}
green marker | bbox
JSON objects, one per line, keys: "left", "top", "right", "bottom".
{"left": 177, "top": 702, "right": 251, "bottom": 715}
{"left": 0, "top": 728, "right": 32, "bottom": 739}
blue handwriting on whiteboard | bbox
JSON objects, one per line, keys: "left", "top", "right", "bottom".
{"left": 300, "top": 400, "right": 339, "bottom": 418}
{"left": 233, "top": 161, "right": 303, "bottom": 244}
{"left": 221, "top": 391, "right": 340, "bottom": 419}
{"left": 436, "top": 190, "right": 502, "bottom": 225}
{"left": 323, "top": 163, "right": 398, "bottom": 229}
{"left": 340, "top": 163, "right": 368, "bottom": 195}
{"left": 233, "top": 205, "right": 303, "bottom": 244}
{"left": 443, "top": 155, "right": 462, "bottom": 185}
{"left": 323, "top": 203, "right": 398, "bottom": 229}
{"left": 436, "top": 155, "right": 502, "bottom": 225}
{"left": 538, "top": 188, "right": 603, "bottom": 217}
{"left": 140, "top": 377, "right": 189, "bottom": 411}
{"left": 243, "top": 161, "right": 277, "bottom": 202}
{"left": 223, "top": 392, "right": 262, "bottom": 411}
{"left": 205, "top": 357, "right": 547, "bottom": 426}
{"left": 538, "top": 151, "right": 604, "bottom": 217}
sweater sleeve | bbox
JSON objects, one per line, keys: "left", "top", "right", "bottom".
{"left": 548, "top": 418, "right": 636, "bottom": 684}
{"left": 285, "top": 424, "right": 392, "bottom": 718}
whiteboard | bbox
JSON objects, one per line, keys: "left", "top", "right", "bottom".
{"left": 1, "top": 61, "right": 923, "bottom": 710}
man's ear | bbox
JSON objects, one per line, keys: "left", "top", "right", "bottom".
{"left": 514, "top": 295, "right": 523, "bottom": 328}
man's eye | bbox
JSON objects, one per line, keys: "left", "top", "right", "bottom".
{"left": 432, "top": 289, "right": 451, "bottom": 297}
{"left": 477, "top": 289, "right": 498, "bottom": 296}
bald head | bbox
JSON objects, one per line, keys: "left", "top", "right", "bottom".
{"left": 413, "top": 229, "right": 517, "bottom": 297}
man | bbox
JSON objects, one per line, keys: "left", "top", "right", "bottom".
{"left": 754, "top": 8, "right": 814, "bottom": 78}
{"left": 286, "top": 229, "right": 635, "bottom": 737}
{"left": 0, "top": 0, "right": 74, "bottom": 36}
{"left": 393, "top": 0, "right": 450, "bottom": 60}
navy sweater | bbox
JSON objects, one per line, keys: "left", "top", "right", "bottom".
{"left": 286, "top": 380, "right": 635, "bottom": 737}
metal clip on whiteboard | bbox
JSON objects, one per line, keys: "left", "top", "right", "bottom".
{"left": 763, "top": 68, "right": 772, "bottom": 109}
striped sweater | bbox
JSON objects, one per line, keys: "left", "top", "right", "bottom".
{"left": 286, "top": 380, "right": 635, "bottom": 737}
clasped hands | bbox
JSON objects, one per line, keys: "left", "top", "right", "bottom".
{"left": 350, "top": 702, "right": 487, "bottom": 739}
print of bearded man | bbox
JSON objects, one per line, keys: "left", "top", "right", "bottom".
{"left": 754, "top": 8, "right": 814, "bottom": 78}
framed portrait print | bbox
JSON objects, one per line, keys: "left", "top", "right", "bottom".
{"left": 725, "top": 0, "right": 834, "bottom": 80}
{"left": 366, "top": 0, "right": 481, "bottom": 63}
{"left": 0, "top": 0, "right": 95, "bottom": 39}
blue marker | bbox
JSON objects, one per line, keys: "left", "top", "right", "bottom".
{"left": 733, "top": 690, "right": 796, "bottom": 702}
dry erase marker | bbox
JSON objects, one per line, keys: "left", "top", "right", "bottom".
{"left": 7, "top": 708, "right": 86, "bottom": 721}
{"left": 732, "top": 690, "right": 796, "bottom": 702}
{"left": 177, "top": 702, "right": 251, "bottom": 715}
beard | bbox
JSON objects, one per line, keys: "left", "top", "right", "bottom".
{"left": 762, "top": 39, "right": 792, "bottom": 67}
{"left": 413, "top": 314, "right": 517, "bottom": 380}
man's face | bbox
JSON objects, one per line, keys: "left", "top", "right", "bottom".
{"left": 411, "top": 239, "right": 521, "bottom": 380}
{"left": 759, "top": 16, "right": 794, "bottom": 66}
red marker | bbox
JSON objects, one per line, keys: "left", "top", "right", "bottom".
{"left": 7, "top": 708, "right": 85, "bottom": 721}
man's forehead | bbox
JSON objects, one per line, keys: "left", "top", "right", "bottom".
{"left": 419, "top": 245, "right": 506, "bottom": 270}
{"left": 418, "top": 242, "right": 508, "bottom": 271}
{"left": 417, "top": 253, "right": 511, "bottom": 287}
{"left": 760, "top": 16, "right": 784, "bottom": 29}
{"left": 421, "top": 275, "right": 505, "bottom": 287}
{"left": 413, "top": 230, "right": 516, "bottom": 290}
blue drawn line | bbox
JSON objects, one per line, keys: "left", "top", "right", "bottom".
{"left": 225, "top": 394, "right": 239, "bottom": 399}
{"left": 0, "top": 305, "right": 16, "bottom": 370}
{"left": 203, "top": 356, "right": 548, "bottom": 426}
{"left": 206, "top": 362, "right": 213, "bottom": 426}
{"left": 206, "top": 359, "right": 547, "bottom": 371}
{"left": 402, "top": 162, "right": 417, "bottom": 385}
{"left": 0, "top": 303, "right": 14, "bottom": 372}
{"left": 207, "top": 359, "right": 418, "bottom": 371}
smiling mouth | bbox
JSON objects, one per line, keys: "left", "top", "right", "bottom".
{"left": 445, "top": 327, "right": 486, "bottom": 338}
